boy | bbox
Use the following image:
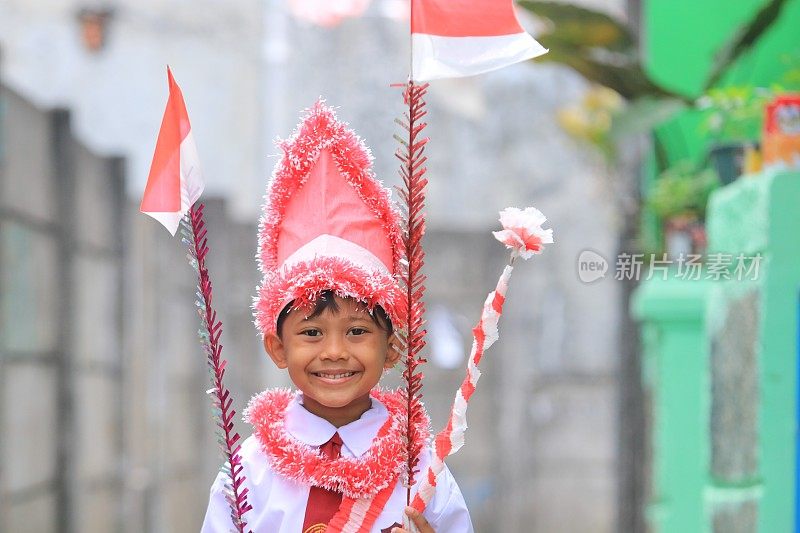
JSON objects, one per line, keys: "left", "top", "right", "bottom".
{"left": 201, "top": 102, "right": 473, "bottom": 532}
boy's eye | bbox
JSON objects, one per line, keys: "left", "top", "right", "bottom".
{"left": 348, "top": 327, "right": 368, "bottom": 336}
{"left": 301, "top": 329, "right": 321, "bottom": 337}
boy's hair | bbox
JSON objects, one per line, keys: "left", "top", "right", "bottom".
{"left": 276, "top": 290, "right": 393, "bottom": 338}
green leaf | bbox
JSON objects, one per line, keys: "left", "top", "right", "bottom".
{"left": 703, "top": 0, "right": 790, "bottom": 91}
{"left": 646, "top": 162, "right": 720, "bottom": 219}
{"left": 610, "top": 98, "right": 688, "bottom": 141}
{"left": 518, "top": 0, "right": 689, "bottom": 102}
{"left": 540, "top": 48, "right": 686, "bottom": 102}
{"left": 517, "top": 0, "right": 635, "bottom": 50}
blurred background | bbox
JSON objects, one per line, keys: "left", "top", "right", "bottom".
{"left": 1, "top": 0, "right": 800, "bottom": 532}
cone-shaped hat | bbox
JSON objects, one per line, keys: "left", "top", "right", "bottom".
{"left": 254, "top": 101, "right": 404, "bottom": 336}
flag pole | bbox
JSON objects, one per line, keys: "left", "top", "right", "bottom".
{"left": 142, "top": 67, "right": 254, "bottom": 531}
{"left": 180, "top": 203, "right": 253, "bottom": 533}
{"left": 397, "top": 0, "right": 430, "bottom": 515}
{"left": 408, "top": 0, "right": 414, "bottom": 82}
{"left": 396, "top": 76, "right": 431, "bottom": 511}
{"left": 398, "top": 2, "right": 551, "bottom": 521}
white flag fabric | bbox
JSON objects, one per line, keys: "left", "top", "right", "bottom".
{"left": 140, "top": 67, "right": 204, "bottom": 236}
{"left": 411, "top": 0, "right": 547, "bottom": 82}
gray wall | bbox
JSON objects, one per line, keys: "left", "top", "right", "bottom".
{"left": 0, "top": 85, "right": 279, "bottom": 533}
{"left": 0, "top": 87, "right": 125, "bottom": 532}
{"left": 123, "top": 197, "right": 276, "bottom": 533}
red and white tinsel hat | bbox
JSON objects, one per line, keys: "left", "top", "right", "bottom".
{"left": 253, "top": 101, "right": 405, "bottom": 336}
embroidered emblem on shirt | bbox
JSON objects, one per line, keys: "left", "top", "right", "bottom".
{"left": 304, "top": 524, "right": 327, "bottom": 533}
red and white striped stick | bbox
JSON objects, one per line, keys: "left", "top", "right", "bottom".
{"left": 411, "top": 262, "right": 512, "bottom": 511}
{"left": 410, "top": 206, "right": 553, "bottom": 514}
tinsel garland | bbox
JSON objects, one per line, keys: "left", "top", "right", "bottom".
{"left": 394, "top": 81, "right": 431, "bottom": 506}
{"left": 180, "top": 203, "right": 253, "bottom": 533}
{"left": 244, "top": 388, "right": 424, "bottom": 499}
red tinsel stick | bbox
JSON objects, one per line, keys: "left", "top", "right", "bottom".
{"left": 185, "top": 203, "right": 253, "bottom": 532}
{"left": 394, "top": 81, "right": 431, "bottom": 505}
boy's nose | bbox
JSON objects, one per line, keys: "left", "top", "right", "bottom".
{"left": 320, "top": 336, "right": 348, "bottom": 360}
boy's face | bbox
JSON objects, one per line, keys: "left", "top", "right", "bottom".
{"left": 263, "top": 295, "right": 400, "bottom": 426}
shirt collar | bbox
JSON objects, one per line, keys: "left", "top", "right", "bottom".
{"left": 284, "top": 392, "right": 389, "bottom": 457}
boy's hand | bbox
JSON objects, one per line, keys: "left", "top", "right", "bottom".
{"left": 391, "top": 506, "right": 435, "bottom": 533}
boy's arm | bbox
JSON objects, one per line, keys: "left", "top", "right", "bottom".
{"left": 200, "top": 471, "right": 234, "bottom": 533}
{"left": 422, "top": 463, "right": 474, "bottom": 532}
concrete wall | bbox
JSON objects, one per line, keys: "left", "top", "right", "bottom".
{"left": 633, "top": 170, "right": 800, "bottom": 533}
{"left": 0, "top": 87, "right": 126, "bottom": 533}
{"left": 0, "top": 84, "right": 280, "bottom": 533}
{"left": 0, "top": 86, "right": 63, "bottom": 533}
{"left": 123, "top": 197, "right": 278, "bottom": 533}
{"left": 706, "top": 171, "right": 800, "bottom": 533}
{"left": 415, "top": 227, "right": 619, "bottom": 532}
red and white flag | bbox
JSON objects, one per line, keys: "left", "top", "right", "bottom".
{"left": 140, "top": 67, "right": 204, "bottom": 235}
{"left": 411, "top": 0, "right": 547, "bottom": 81}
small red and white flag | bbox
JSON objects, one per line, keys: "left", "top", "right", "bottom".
{"left": 411, "top": 0, "right": 547, "bottom": 81}
{"left": 140, "top": 67, "right": 204, "bottom": 235}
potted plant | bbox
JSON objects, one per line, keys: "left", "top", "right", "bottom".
{"left": 697, "top": 55, "right": 800, "bottom": 182}
{"left": 696, "top": 85, "right": 772, "bottom": 184}
{"left": 646, "top": 162, "right": 720, "bottom": 257}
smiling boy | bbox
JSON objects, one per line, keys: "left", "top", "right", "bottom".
{"left": 200, "top": 103, "right": 473, "bottom": 532}
{"left": 266, "top": 292, "right": 399, "bottom": 429}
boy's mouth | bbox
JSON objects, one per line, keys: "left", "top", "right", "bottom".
{"left": 311, "top": 371, "right": 358, "bottom": 381}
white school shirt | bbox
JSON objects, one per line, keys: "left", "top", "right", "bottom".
{"left": 201, "top": 393, "right": 474, "bottom": 532}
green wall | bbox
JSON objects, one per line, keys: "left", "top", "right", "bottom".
{"left": 706, "top": 170, "right": 800, "bottom": 532}
{"left": 636, "top": 3, "right": 800, "bottom": 530}
{"left": 634, "top": 275, "right": 712, "bottom": 532}
{"left": 633, "top": 170, "right": 800, "bottom": 532}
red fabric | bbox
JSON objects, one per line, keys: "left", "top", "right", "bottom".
{"left": 278, "top": 149, "right": 394, "bottom": 271}
{"left": 461, "top": 373, "right": 476, "bottom": 400}
{"left": 302, "top": 433, "right": 344, "bottom": 532}
{"left": 140, "top": 67, "right": 190, "bottom": 212}
{"left": 411, "top": 0, "right": 524, "bottom": 37}
{"left": 472, "top": 325, "right": 485, "bottom": 365}
{"left": 492, "top": 292, "right": 505, "bottom": 313}
{"left": 326, "top": 480, "right": 400, "bottom": 533}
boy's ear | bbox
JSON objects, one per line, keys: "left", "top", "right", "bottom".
{"left": 384, "top": 334, "right": 402, "bottom": 369}
{"left": 263, "top": 334, "right": 288, "bottom": 369}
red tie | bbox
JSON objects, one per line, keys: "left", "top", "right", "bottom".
{"left": 302, "top": 432, "right": 344, "bottom": 533}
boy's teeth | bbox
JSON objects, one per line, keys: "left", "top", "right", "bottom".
{"left": 317, "top": 371, "right": 356, "bottom": 379}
